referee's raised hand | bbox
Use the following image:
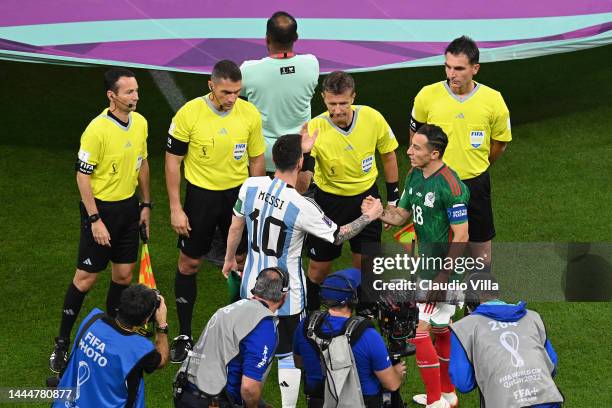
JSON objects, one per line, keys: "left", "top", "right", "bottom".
{"left": 91, "top": 219, "right": 111, "bottom": 247}
{"left": 170, "top": 207, "right": 191, "bottom": 237}
{"left": 300, "top": 121, "right": 319, "bottom": 153}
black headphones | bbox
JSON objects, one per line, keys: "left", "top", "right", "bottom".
{"left": 320, "top": 274, "right": 358, "bottom": 306}
{"left": 255, "top": 266, "right": 290, "bottom": 294}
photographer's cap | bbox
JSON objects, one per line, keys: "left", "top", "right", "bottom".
{"left": 320, "top": 268, "right": 361, "bottom": 304}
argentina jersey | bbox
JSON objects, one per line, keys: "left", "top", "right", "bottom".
{"left": 235, "top": 177, "right": 338, "bottom": 316}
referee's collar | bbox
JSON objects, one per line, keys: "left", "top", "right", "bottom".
{"left": 106, "top": 109, "right": 130, "bottom": 128}
{"left": 444, "top": 80, "right": 480, "bottom": 103}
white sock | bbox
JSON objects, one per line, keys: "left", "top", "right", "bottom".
{"left": 278, "top": 355, "right": 301, "bottom": 408}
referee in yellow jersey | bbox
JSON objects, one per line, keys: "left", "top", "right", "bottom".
{"left": 49, "top": 67, "right": 152, "bottom": 373}
{"left": 305, "top": 71, "right": 399, "bottom": 310}
{"left": 410, "top": 36, "right": 512, "bottom": 271}
{"left": 165, "top": 60, "right": 265, "bottom": 362}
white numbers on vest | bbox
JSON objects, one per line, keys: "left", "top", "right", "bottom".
{"left": 488, "top": 321, "right": 519, "bottom": 331}
{"left": 412, "top": 204, "right": 424, "bottom": 225}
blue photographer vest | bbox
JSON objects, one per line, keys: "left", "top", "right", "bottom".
{"left": 53, "top": 308, "right": 154, "bottom": 408}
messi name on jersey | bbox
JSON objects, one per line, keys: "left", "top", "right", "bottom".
{"left": 257, "top": 191, "right": 286, "bottom": 210}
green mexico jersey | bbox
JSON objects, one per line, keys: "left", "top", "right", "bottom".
{"left": 398, "top": 164, "right": 470, "bottom": 278}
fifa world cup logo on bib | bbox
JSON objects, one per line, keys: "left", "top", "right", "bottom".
{"left": 65, "top": 361, "right": 91, "bottom": 407}
{"left": 499, "top": 331, "right": 525, "bottom": 368}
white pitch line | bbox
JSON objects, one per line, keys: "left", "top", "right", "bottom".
{"left": 149, "top": 70, "right": 186, "bottom": 113}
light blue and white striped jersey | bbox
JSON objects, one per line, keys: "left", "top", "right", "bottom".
{"left": 234, "top": 176, "right": 337, "bottom": 316}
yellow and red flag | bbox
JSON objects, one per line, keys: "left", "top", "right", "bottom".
{"left": 138, "top": 242, "right": 156, "bottom": 289}
{"left": 136, "top": 225, "right": 157, "bottom": 337}
{"left": 393, "top": 223, "right": 418, "bottom": 255}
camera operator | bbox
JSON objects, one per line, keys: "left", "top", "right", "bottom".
{"left": 173, "top": 267, "right": 288, "bottom": 408}
{"left": 52, "top": 284, "right": 169, "bottom": 408}
{"left": 293, "top": 268, "right": 406, "bottom": 408}
{"left": 450, "top": 273, "right": 564, "bottom": 408}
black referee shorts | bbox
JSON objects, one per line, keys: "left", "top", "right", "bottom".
{"left": 178, "top": 182, "right": 246, "bottom": 259}
{"left": 306, "top": 183, "right": 382, "bottom": 262}
{"left": 462, "top": 170, "right": 496, "bottom": 242}
{"left": 77, "top": 196, "right": 139, "bottom": 273}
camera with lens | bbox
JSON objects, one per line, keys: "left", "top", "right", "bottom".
{"left": 358, "top": 290, "right": 418, "bottom": 361}
{"left": 357, "top": 287, "right": 417, "bottom": 408}
{"left": 136, "top": 289, "right": 161, "bottom": 337}
{"left": 376, "top": 294, "right": 418, "bottom": 361}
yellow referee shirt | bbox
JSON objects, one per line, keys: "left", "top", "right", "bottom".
{"left": 412, "top": 81, "right": 512, "bottom": 180}
{"left": 309, "top": 105, "right": 398, "bottom": 196}
{"left": 77, "top": 109, "right": 148, "bottom": 201}
{"left": 169, "top": 95, "right": 265, "bottom": 190}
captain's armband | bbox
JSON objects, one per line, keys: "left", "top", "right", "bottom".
{"left": 447, "top": 203, "right": 468, "bottom": 223}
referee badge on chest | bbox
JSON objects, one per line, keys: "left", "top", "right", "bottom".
{"left": 361, "top": 155, "right": 374, "bottom": 173}
{"left": 470, "top": 130, "right": 485, "bottom": 148}
{"left": 233, "top": 143, "right": 247, "bottom": 160}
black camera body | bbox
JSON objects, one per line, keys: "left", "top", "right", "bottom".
{"left": 135, "top": 290, "right": 161, "bottom": 338}
{"left": 355, "top": 286, "right": 419, "bottom": 408}
{"left": 377, "top": 298, "right": 417, "bottom": 408}
{"left": 377, "top": 296, "right": 418, "bottom": 361}
{"left": 173, "top": 370, "right": 188, "bottom": 399}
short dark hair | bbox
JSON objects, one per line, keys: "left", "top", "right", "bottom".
{"left": 116, "top": 284, "right": 158, "bottom": 327}
{"left": 211, "top": 60, "right": 242, "bottom": 82}
{"left": 416, "top": 124, "right": 448, "bottom": 158}
{"left": 273, "top": 134, "right": 302, "bottom": 172}
{"left": 322, "top": 71, "right": 355, "bottom": 95}
{"left": 251, "top": 268, "right": 286, "bottom": 302}
{"left": 266, "top": 11, "right": 298, "bottom": 46}
{"left": 104, "top": 67, "right": 135, "bottom": 93}
{"left": 445, "top": 35, "right": 480, "bottom": 65}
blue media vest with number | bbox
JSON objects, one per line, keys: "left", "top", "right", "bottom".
{"left": 53, "top": 308, "right": 154, "bottom": 408}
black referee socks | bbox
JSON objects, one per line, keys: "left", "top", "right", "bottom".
{"left": 106, "top": 281, "right": 130, "bottom": 318}
{"left": 175, "top": 269, "right": 197, "bottom": 338}
{"left": 59, "top": 282, "right": 87, "bottom": 339}
{"left": 306, "top": 277, "right": 321, "bottom": 311}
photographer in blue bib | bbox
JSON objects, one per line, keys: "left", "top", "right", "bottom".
{"left": 52, "top": 284, "right": 169, "bottom": 408}
{"left": 293, "top": 268, "right": 406, "bottom": 408}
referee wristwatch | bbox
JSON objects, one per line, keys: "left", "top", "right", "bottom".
{"left": 139, "top": 201, "right": 153, "bottom": 210}
{"left": 156, "top": 323, "right": 168, "bottom": 334}
{"left": 88, "top": 213, "right": 101, "bottom": 223}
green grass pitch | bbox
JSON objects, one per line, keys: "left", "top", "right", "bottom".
{"left": 0, "top": 45, "right": 611, "bottom": 407}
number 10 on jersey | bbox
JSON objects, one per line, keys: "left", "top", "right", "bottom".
{"left": 248, "top": 209, "right": 288, "bottom": 257}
